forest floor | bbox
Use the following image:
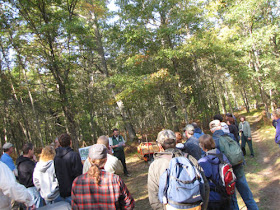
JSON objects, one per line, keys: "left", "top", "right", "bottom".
{"left": 121, "top": 110, "right": 280, "bottom": 210}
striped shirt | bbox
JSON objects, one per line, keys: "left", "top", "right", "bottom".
{"left": 71, "top": 170, "right": 135, "bottom": 209}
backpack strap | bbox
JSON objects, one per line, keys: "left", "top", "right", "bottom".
{"left": 207, "top": 153, "right": 225, "bottom": 164}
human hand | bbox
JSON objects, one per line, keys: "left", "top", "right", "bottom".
{"left": 27, "top": 204, "right": 36, "bottom": 210}
{"left": 33, "top": 155, "right": 37, "bottom": 162}
{"left": 248, "top": 137, "right": 251, "bottom": 140}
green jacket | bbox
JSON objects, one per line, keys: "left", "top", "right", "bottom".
{"left": 112, "top": 135, "right": 125, "bottom": 153}
{"left": 239, "top": 121, "right": 251, "bottom": 138}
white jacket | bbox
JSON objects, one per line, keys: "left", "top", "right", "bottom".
{"left": 83, "top": 154, "right": 123, "bottom": 174}
{"left": 33, "top": 160, "right": 60, "bottom": 201}
{"left": 0, "top": 162, "right": 34, "bottom": 210}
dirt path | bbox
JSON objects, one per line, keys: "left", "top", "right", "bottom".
{"left": 122, "top": 113, "right": 280, "bottom": 210}
{"left": 240, "top": 114, "right": 280, "bottom": 210}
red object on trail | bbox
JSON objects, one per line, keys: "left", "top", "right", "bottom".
{"left": 137, "top": 142, "right": 160, "bottom": 162}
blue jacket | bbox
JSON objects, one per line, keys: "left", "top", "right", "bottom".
{"left": 193, "top": 128, "right": 204, "bottom": 139}
{"left": 198, "top": 148, "right": 229, "bottom": 202}
{"left": 275, "top": 119, "right": 280, "bottom": 147}
{"left": 183, "top": 136, "right": 201, "bottom": 160}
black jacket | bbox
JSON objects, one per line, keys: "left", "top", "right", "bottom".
{"left": 16, "top": 155, "right": 36, "bottom": 188}
{"left": 54, "top": 146, "right": 82, "bottom": 198}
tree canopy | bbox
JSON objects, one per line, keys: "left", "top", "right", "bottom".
{"left": 0, "top": 0, "right": 279, "bottom": 151}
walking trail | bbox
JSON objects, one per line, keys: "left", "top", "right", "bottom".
{"left": 121, "top": 113, "right": 280, "bottom": 210}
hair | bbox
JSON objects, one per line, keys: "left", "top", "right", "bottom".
{"left": 227, "top": 117, "right": 235, "bottom": 125}
{"left": 226, "top": 113, "right": 233, "bottom": 117}
{"left": 209, "top": 120, "right": 221, "bottom": 130}
{"left": 175, "top": 132, "right": 182, "bottom": 143}
{"left": 191, "top": 122, "right": 198, "bottom": 129}
{"left": 199, "top": 134, "right": 216, "bottom": 151}
{"left": 239, "top": 115, "right": 246, "bottom": 121}
{"left": 58, "top": 133, "right": 71, "bottom": 147}
{"left": 185, "top": 124, "right": 194, "bottom": 135}
{"left": 112, "top": 128, "right": 119, "bottom": 132}
{"left": 97, "top": 136, "right": 109, "bottom": 147}
{"left": 161, "top": 139, "right": 176, "bottom": 150}
{"left": 213, "top": 114, "right": 224, "bottom": 122}
{"left": 3, "top": 148, "right": 9, "bottom": 153}
{"left": 22, "top": 143, "right": 33, "bottom": 155}
{"left": 87, "top": 158, "right": 107, "bottom": 184}
{"left": 40, "top": 146, "right": 55, "bottom": 162}
{"left": 272, "top": 109, "right": 280, "bottom": 118}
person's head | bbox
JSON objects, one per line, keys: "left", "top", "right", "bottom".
{"left": 22, "top": 143, "right": 34, "bottom": 158}
{"left": 226, "top": 117, "right": 235, "bottom": 125}
{"left": 40, "top": 146, "right": 55, "bottom": 162}
{"left": 175, "top": 132, "right": 182, "bottom": 144}
{"left": 272, "top": 109, "right": 280, "bottom": 120}
{"left": 3, "top": 142, "right": 14, "bottom": 155}
{"left": 58, "top": 133, "right": 71, "bottom": 147}
{"left": 97, "top": 135, "right": 110, "bottom": 149}
{"left": 199, "top": 134, "right": 216, "bottom": 152}
{"left": 221, "top": 122, "right": 230, "bottom": 134}
{"left": 191, "top": 122, "right": 198, "bottom": 129}
{"left": 240, "top": 116, "right": 246, "bottom": 122}
{"left": 54, "top": 137, "right": 60, "bottom": 149}
{"left": 87, "top": 144, "right": 108, "bottom": 184}
{"left": 213, "top": 114, "right": 224, "bottom": 122}
{"left": 226, "top": 113, "right": 233, "bottom": 118}
{"left": 156, "top": 129, "right": 176, "bottom": 151}
{"left": 184, "top": 124, "right": 195, "bottom": 139}
{"left": 112, "top": 128, "right": 119, "bottom": 136}
{"left": 209, "top": 120, "right": 222, "bottom": 133}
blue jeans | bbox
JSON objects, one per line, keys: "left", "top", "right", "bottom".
{"left": 45, "top": 195, "right": 64, "bottom": 205}
{"left": 62, "top": 196, "right": 72, "bottom": 204}
{"left": 230, "top": 175, "right": 258, "bottom": 210}
{"left": 27, "top": 187, "right": 44, "bottom": 208}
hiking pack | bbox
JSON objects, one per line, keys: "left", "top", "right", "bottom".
{"left": 158, "top": 149, "right": 206, "bottom": 209}
{"left": 207, "top": 153, "right": 236, "bottom": 196}
{"left": 218, "top": 135, "right": 243, "bottom": 166}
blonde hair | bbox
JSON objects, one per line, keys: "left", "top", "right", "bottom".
{"left": 40, "top": 146, "right": 55, "bottom": 162}
{"left": 87, "top": 158, "right": 107, "bottom": 184}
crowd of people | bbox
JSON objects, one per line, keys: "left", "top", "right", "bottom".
{"left": 0, "top": 110, "right": 279, "bottom": 209}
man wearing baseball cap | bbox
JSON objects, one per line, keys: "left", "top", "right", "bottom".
{"left": 1, "top": 142, "right": 17, "bottom": 176}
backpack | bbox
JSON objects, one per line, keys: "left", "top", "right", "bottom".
{"left": 218, "top": 135, "right": 243, "bottom": 166}
{"left": 208, "top": 153, "right": 236, "bottom": 196}
{"left": 158, "top": 155, "right": 204, "bottom": 209}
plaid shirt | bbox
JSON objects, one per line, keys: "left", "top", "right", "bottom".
{"left": 71, "top": 170, "right": 135, "bottom": 209}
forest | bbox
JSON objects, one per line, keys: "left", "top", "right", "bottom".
{"left": 0, "top": 0, "right": 279, "bottom": 152}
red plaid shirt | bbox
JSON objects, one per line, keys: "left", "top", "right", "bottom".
{"left": 71, "top": 170, "right": 135, "bottom": 209}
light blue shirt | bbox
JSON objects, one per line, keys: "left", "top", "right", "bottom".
{"left": 0, "top": 153, "right": 16, "bottom": 171}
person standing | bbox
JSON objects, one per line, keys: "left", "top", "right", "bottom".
{"left": 183, "top": 124, "right": 202, "bottom": 160}
{"left": 71, "top": 144, "right": 135, "bottom": 209}
{"left": 83, "top": 136, "right": 123, "bottom": 175}
{"left": 33, "top": 146, "right": 62, "bottom": 205}
{"left": 272, "top": 109, "right": 280, "bottom": 147}
{"left": 226, "top": 117, "right": 239, "bottom": 143}
{"left": 0, "top": 161, "right": 35, "bottom": 210}
{"left": 54, "top": 133, "right": 83, "bottom": 204}
{"left": 148, "top": 129, "right": 209, "bottom": 210}
{"left": 0, "top": 142, "right": 17, "bottom": 176}
{"left": 239, "top": 116, "right": 254, "bottom": 157}
{"left": 198, "top": 134, "right": 230, "bottom": 210}
{"left": 210, "top": 120, "right": 258, "bottom": 210}
{"left": 109, "top": 128, "right": 130, "bottom": 176}
{"left": 192, "top": 122, "right": 205, "bottom": 139}
{"left": 16, "top": 143, "right": 43, "bottom": 208}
